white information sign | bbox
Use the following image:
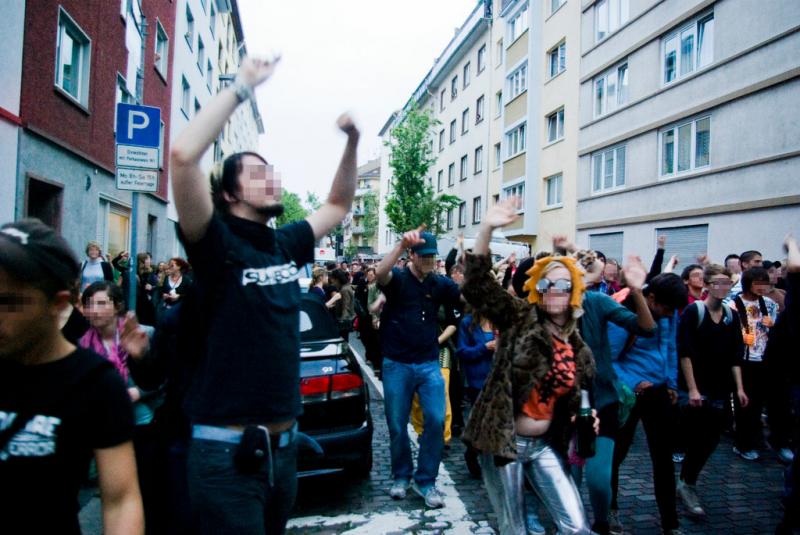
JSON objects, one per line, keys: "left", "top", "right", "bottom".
{"left": 116, "top": 144, "right": 159, "bottom": 170}
{"left": 116, "top": 168, "right": 158, "bottom": 192}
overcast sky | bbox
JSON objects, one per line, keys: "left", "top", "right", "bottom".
{"left": 237, "top": 0, "right": 479, "bottom": 201}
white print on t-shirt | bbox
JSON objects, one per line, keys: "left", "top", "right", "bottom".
{"left": 0, "top": 411, "right": 61, "bottom": 461}
{"left": 241, "top": 262, "right": 301, "bottom": 287}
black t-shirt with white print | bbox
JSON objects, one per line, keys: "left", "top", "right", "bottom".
{"left": 180, "top": 214, "right": 315, "bottom": 426}
{"left": 0, "top": 348, "right": 134, "bottom": 534}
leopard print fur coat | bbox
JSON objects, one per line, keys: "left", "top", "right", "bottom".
{"left": 461, "top": 253, "right": 596, "bottom": 461}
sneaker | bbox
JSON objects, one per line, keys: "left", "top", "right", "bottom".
{"left": 389, "top": 479, "right": 410, "bottom": 500}
{"left": 525, "top": 509, "right": 545, "bottom": 535}
{"left": 733, "top": 446, "right": 759, "bottom": 461}
{"left": 672, "top": 452, "right": 685, "bottom": 463}
{"left": 676, "top": 479, "right": 705, "bottom": 517}
{"left": 411, "top": 481, "right": 445, "bottom": 508}
{"left": 609, "top": 509, "right": 624, "bottom": 535}
{"left": 778, "top": 447, "right": 795, "bottom": 464}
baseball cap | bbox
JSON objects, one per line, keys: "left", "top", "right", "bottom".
{"left": 763, "top": 260, "right": 781, "bottom": 270}
{"left": 410, "top": 231, "right": 438, "bottom": 256}
{"left": 0, "top": 219, "right": 80, "bottom": 295}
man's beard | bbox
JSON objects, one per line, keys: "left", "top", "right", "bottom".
{"left": 254, "top": 203, "right": 285, "bottom": 219}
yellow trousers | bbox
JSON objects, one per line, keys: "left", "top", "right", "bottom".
{"left": 410, "top": 367, "right": 452, "bottom": 444}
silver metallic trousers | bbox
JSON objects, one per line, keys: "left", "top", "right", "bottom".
{"left": 479, "top": 435, "right": 592, "bottom": 535}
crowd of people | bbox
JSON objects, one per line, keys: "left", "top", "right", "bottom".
{"left": 0, "top": 53, "right": 798, "bottom": 535}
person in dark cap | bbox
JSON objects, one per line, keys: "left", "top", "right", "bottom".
{"left": 0, "top": 219, "right": 143, "bottom": 534}
{"left": 374, "top": 226, "right": 461, "bottom": 508}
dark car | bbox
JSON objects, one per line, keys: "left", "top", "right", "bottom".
{"left": 296, "top": 293, "right": 373, "bottom": 478}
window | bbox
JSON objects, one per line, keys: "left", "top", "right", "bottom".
{"left": 116, "top": 73, "right": 133, "bottom": 107}
{"left": 548, "top": 41, "right": 566, "bottom": 78}
{"left": 463, "top": 62, "right": 471, "bottom": 88}
{"left": 446, "top": 208, "right": 454, "bottom": 229}
{"left": 451, "top": 76, "right": 458, "bottom": 100}
{"left": 474, "top": 146, "right": 483, "bottom": 173}
{"left": 507, "top": 62, "right": 528, "bottom": 100}
{"left": 494, "top": 143, "right": 502, "bottom": 169}
{"left": 185, "top": 5, "right": 194, "bottom": 49}
{"left": 660, "top": 116, "right": 710, "bottom": 176}
{"left": 595, "top": 0, "right": 629, "bottom": 42}
{"left": 654, "top": 224, "right": 709, "bottom": 265}
{"left": 194, "top": 98, "right": 201, "bottom": 116}
{"left": 546, "top": 108, "right": 565, "bottom": 143}
{"left": 439, "top": 129, "right": 445, "bottom": 152}
{"left": 551, "top": 0, "right": 566, "bottom": 14}
{"left": 181, "top": 76, "right": 190, "bottom": 116}
{"left": 592, "top": 145, "right": 626, "bottom": 192}
{"left": 440, "top": 89, "right": 446, "bottom": 111}
{"left": 209, "top": 3, "right": 216, "bottom": 36}
{"left": 508, "top": 4, "right": 529, "bottom": 43}
{"left": 495, "top": 91, "right": 503, "bottom": 117}
{"left": 589, "top": 232, "right": 623, "bottom": 263}
{"left": 505, "top": 122, "right": 526, "bottom": 159}
{"left": 458, "top": 202, "right": 467, "bottom": 227}
{"left": 448, "top": 163, "right": 455, "bottom": 186}
{"left": 594, "top": 63, "right": 628, "bottom": 117}
{"left": 437, "top": 170, "right": 443, "bottom": 191}
{"left": 477, "top": 44, "right": 487, "bottom": 73}
{"left": 460, "top": 155, "right": 469, "bottom": 180}
{"left": 496, "top": 39, "right": 504, "bottom": 66}
{"left": 206, "top": 60, "right": 213, "bottom": 89}
{"left": 197, "top": 37, "right": 205, "bottom": 71}
{"left": 449, "top": 120, "right": 457, "bottom": 144}
{"left": 55, "top": 8, "right": 91, "bottom": 106}
{"left": 155, "top": 21, "right": 169, "bottom": 76}
{"left": 462, "top": 109, "right": 470, "bottom": 134}
{"left": 472, "top": 197, "right": 482, "bottom": 223}
{"left": 476, "top": 95, "right": 485, "bottom": 123}
{"left": 493, "top": 194, "right": 500, "bottom": 204}
{"left": 503, "top": 182, "right": 525, "bottom": 213}
{"left": 663, "top": 14, "right": 714, "bottom": 84}
{"left": 545, "top": 174, "right": 563, "bottom": 207}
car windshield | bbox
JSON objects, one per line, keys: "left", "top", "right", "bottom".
{"left": 299, "top": 294, "right": 339, "bottom": 341}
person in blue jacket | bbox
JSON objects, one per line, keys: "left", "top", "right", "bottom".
{"left": 608, "top": 273, "right": 688, "bottom": 535}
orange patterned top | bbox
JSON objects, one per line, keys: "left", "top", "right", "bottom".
{"left": 521, "top": 336, "right": 577, "bottom": 420}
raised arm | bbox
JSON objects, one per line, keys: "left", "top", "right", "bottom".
{"left": 170, "top": 57, "right": 278, "bottom": 242}
{"left": 375, "top": 225, "right": 425, "bottom": 286}
{"left": 622, "top": 255, "right": 656, "bottom": 332}
{"left": 647, "top": 235, "right": 667, "bottom": 281}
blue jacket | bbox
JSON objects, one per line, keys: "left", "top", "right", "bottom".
{"left": 455, "top": 314, "right": 495, "bottom": 391}
{"left": 609, "top": 312, "right": 679, "bottom": 391}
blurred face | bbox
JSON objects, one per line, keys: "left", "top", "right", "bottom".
{"left": 0, "top": 269, "right": 63, "bottom": 360}
{"left": 741, "top": 255, "right": 762, "bottom": 270}
{"left": 236, "top": 155, "right": 282, "bottom": 213}
{"left": 647, "top": 294, "right": 675, "bottom": 319}
{"left": 87, "top": 245, "right": 101, "bottom": 260}
{"left": 538, "top": 265, "right": 572, "bottom": 317}
{"left": 143, "top": 256, "right": 152, "bottom": 269}
{"left": 603, "top": 263, "right": 619, "bottom": 282}
{"left": 168, "top": 261, "right": 178, "bottom": 275}
{"left": 451, "top": 270, "right": 465, "bottom": 286}
{"left": 411, "top": 253, "right": 436, "bottom": 276}
{"left": 366, "top": 270, "right": 375, "bottom": 283}
{"left": 84, "top": 290, "right": 119, "bottom": 330}
{"left": 157, "top": 262, "right": 167, "bottom": 273}
{"left": 725, "top": 258, "right": 741, "bottom": 274}
{"left": 751, "top": 280, "right": 771, "bottom": 296}
{"left": 767, "top": 266, "right": 779, "bottom": 285}
{"left": 687, "top": 268, "right": 704, "bottom": 290}
{"left": 706, "top": 274, "right": 733, "bottom": 300}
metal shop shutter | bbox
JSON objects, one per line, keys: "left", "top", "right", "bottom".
{"left": 655, "top": 224, "right": 709, "bottom": 266}
{"left": 589, "top": 232, "right": 624, "bottom": 264}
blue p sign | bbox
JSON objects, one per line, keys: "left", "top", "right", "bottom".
{"left": 115, "top": 103, "right": 161, "bottom": 148}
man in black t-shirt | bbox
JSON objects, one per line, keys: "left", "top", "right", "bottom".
{"left": 170, "top": 56, "right": 359, "bottom": 534}
{"left": 0, "top": 219, "right": 141, "bottom": 534}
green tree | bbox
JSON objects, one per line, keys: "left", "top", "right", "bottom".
{"left": 275, "top": 189, "right": 308, "bottom": 227}
{"left": 384, "top": 105, "right": 460, "bottom": 236}
{"left": 343, "top": 242, "right": 358, "bottom": 259}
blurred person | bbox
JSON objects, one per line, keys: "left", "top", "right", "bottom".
{"left": 681, "top": 264, "right": 705, "bottom": 306}
{"left": 80, "top": 240, "right": 114, "bottom": 291}
{"left": 602, "top": 259, "right": 622, "bottom": 295}
{"left": 160, "top": 258, "right": 192, "bottom": 312}
{"left": 726, "top": 250, "right": 763, "bottom": 301}
{"left": 725, "top": 254, "right": 742, "bottom": 275}
{"left": 309, "top": 267, "right": 328, "bottom": 300}
{"left": 329, "top": 268, "right": 355, "bottom": 340}
{"left": 763, "top": 260, "right": 786, "bottom": 312}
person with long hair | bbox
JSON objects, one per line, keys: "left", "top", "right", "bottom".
{"left": 309, "top": 267, "right": 328, "bottom": 300}
{"left": 462, "top": 199, "right": 596, "bottom": 534}
{"left": 160, "top": 257, "right": 192, "bottom": 311}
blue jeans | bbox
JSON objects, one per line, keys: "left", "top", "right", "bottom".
{"left": 382, "top": 357, "right": 445, "bottom": 489}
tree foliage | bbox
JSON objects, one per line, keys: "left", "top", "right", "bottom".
{"left": 361, "top": 191, "right": 379, "bottom": 243}
{"left": 275, "top": 189, "right": 308, "bottom": 227}
{"left": 384, "top": 105, "right": 460, "bottom": 236}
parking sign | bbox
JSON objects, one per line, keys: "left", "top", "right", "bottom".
{"left": 116, "top": 103, "right": 161, "bottom": 171}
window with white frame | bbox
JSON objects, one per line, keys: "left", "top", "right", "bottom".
{"left": 595, "top": 0, "right": 629, "bottom": 42}
{"left": 462, "top": 109, "right": 470, "bottom": 134}
{"left": 55, "top": 8, "right": 91, "bottom": 106}
{"left": 476, "top": 95, "right": 485, "bottom": 123}
{"left": 458, "top": 202, "right": 467, "bottom": 227}
{"left": 503, "top": 182, "right": 525, "bottom": 213}
{"left": 477, "top": 44, "right": 487, "bottom": 73}
{"left": 448, "top": 163, "right": 455, "bottom": 186}
{"left": 548, "top": 41, "right": 566, "bottom": 78}
{"left": 155, "top": 21, "right": 169, "bottom": 76}
{"left": 463, "top": 62, "right": 471, "bottom": 88}
{"left": 546, "top": 108, "right": 565, "bottom": 143}
{"left": 663, "top": 13, "right": 714, "bottom": 84}
{"left": 210, "top": 2, "right": 216, "bottom": 36}
{"left": 449, "top": 120, "right": 457, "bottom": 144}
{"left": 181, "top": 76, "right": 190, "bottom": 116}
{"left": 508, "top": 4, "right": 529, "bottom": 43}
{"left": 206, "top": 59, "right": 213, "bottom": 89}
{"left": 660, "top": 116, "right": 710, "bottom": 176}
{"left": 472, "top": 196, "right": 482, "bottom": 223}
{"left": 460, "top": 155, "right": 468, "bottom": 180}
{"left": 451, "top": 76, "right": 458, "bottom": 100}
{"left": 440, "top": 89, "right": 446, "bottom": 111}
{"left": 505, "top": 122, "right": 526, "bottom": 159}
{"left": 185, "top": 5, "right": 194, "bottom": 49}
{"left": 474, "top": 146, "right": 483, "bottom": 173}
{"left": 545, "top": 173, "right": 563, "bottom": 207}
{"left": 439, "top": 129, "right": 445, "bottom": 152}
{"left": 594, "top": 62, "right": 628, "bottom": 117}
{"left": 115, "top": 74, "right": 133, "bottom": 128}
{"left": 198, "top": 37, "right": 205, "bottom": 71}
{"left": 551, "top": 0, "right": 566, "bottom": 14}
{"left": 437, "top": 170, "right": 443, "bottom": 191}
{"left": 496, "top": 38, "right": 504, "bottom": 66}
{"left": 447, "top": 208, "right": 454, "bottom": 229}
{"left": 592, "top": 144, "right": 626, "bottom": 192}
{"left": 495, "top": 91, "right": 503, "bottom": 117}
{"left": 507, "top": 62, "right": 528, "bottom": 100}
{"left": 494, "top": 143, "right": 501, "bottom": 169}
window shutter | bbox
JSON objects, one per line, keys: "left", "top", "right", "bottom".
{"left": 589, "top": 232, "right": 624, "bottom": 263}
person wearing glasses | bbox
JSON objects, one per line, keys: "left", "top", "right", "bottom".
{"left": 460, "top": 198, "right": 597, "bottom": 535}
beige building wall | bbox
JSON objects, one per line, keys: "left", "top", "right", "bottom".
{"left": 346, "top": 158, "right": 381, "bottom": 254}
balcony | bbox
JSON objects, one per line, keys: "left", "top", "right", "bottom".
{"left": 351, "top": 226, "right": 365, "bottom": 235}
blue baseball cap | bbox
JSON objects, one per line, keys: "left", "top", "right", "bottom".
{"left": 410, "top": 232, "right": 438, "bottom": 256}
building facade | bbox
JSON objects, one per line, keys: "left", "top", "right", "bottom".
{"left": 0, "top": 1, "right": 26, "bottom": 223}
{"left": 575, "top": 0, "right": 800, "bottom": 263}
{"left": 344, "top": 158, "right": 381, "bottom": 255}
{"left": 15, "top": 0, "right": 176, "bottom": 262}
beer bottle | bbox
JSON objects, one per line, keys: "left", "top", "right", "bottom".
{"left": 576, "top": 389, "right": 596, "bottom": 458}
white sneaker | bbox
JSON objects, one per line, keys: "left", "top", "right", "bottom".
{"left": 778, "top": 447, "right": 794, "bottom": 464}
{"left": 733, "top": 446, "right": 759, "bottom": 461}
{"left": 672, "top": 452, "right": 685, "bottom": 463}
{"left": 676, "top": 479, "right": 705, "bottom": 517}
{"left": 389, "top": 479, "right": 409, "bottom": 500}
{"left": 411, "top": 481, "right": 445, "bottom": 508}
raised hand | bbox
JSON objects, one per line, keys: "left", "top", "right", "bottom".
{"left": 657, "top": 235, "right": 667, "bottom": 249}
{"left": 400, "top": 224, "right": 427, "bottom": 250}
{"left": 336, "top": 113, "right": 360, "bottom": 138}
{"left": 622, "top": 255, "right": 647, "bottom": 291}
{"left": 237, "top": 55, "right": 280, "bottom": 88}
{"left": 120, "top": 312, "right": 149, "bottom": 359}
{"left": 482, "top": 197, "right": 520, "bottom": 230}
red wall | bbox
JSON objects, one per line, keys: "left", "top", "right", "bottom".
{"left": 20, "top": 0, "right": 174, "bottom": 200}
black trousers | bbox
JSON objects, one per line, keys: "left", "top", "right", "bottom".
{"left": 611, "top": 385, "right": 678, "bottom": 531}
{"left": 734, "top": 360, "right": 766, "bottom": 452}
{"left": 680, "top": 402, "right": 725, "bottom": 485}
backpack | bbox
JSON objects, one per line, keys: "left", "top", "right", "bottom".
{"left": 694, "top": 300, "right": 733, "bottom": 328}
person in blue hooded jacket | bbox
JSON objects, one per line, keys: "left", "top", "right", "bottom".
{"left": 608, "top": 272, "right": 688, "bottom": 535}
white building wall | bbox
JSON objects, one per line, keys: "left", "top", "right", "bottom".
{"left": 0, "top": 1, "right": 25, "bottom": 222}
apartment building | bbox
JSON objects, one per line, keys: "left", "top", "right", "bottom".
{"left": 576, "top": 0, "right": 800, "bottom": 263}
{"left": 0, "top": 2, "right": 26, "bottom": 222}
{"left": 344, "top": 158, "right": 381, "bottom": 255}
